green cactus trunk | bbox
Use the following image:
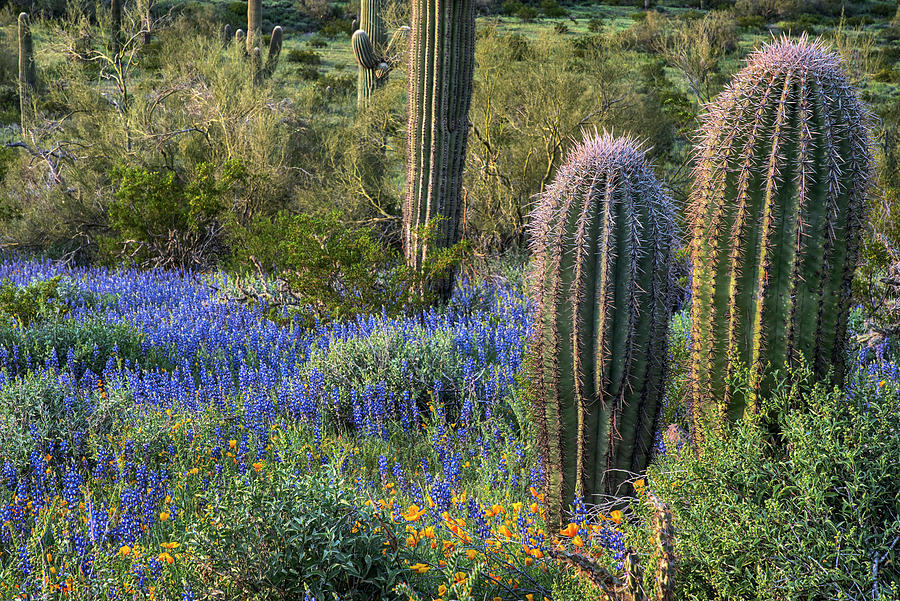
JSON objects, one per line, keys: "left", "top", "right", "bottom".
{"left": 689, "top": 37, "right": 873, "bottom": 437}
{"left": 264, "top": 26, "right": 283, "bottom": 77}
{"left": 404, "top": 0, "right": 476, "bottom": 300}
{"left": 247, "top": 0, "right": 261, "bottom": 54}
{"left": 529, "top": 133, "right": 675, "bottom": 520}
{"left": 352, "top": 0, "right": 387, "bottom": 107}
{"left": 111, "top": 0, "right": 122, "bottom": 54}
{"left": 18, "top": 12, "right": 35, "bottom": 135}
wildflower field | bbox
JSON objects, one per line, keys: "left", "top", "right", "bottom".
{"left": 0, "top": 255, "right": 629, "bottom": 600}
{"left": 2, "top": 254, "right": 899, "bottom": 601}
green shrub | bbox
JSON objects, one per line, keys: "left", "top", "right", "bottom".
{"left": 640, "top": 364, "right": 900, "bottom": 600}
{"left": 197, "top": 464, "right": 408, "bottom": 600}
{"left": 540, "top": 0, "right": 567, "bottom": 18}
{"left": 0, "top": 276, "right": 69, "bottom": 326}
{"left": 102, "top": 159, "right": 248, "bottom": 269}
{"left": 587, "top": 17, "right": 604, "bottom": 32}
{"left": 735, "top": 14, "right": 766, "bottom": 29}
{"left": 298, "top": 65, "right": 321, "bottom": 80}
{"left": 553, "top": 22, "right": 568, "bottom": 34}
{"left": 321, "top": 17, "right": 353, "bottom": 37}
{"left": 286, "top": 47, "right": 322, "bottom": 65}
{"left": 500, "top": 0, "right": 521, "bottom": 16}
{"left": 516, "top": 5, "right": 538, "bottom": 21}
{"left": 308, "top": 34, "right": 328, "bottom": 48}
{"left": 0, "top": 316, "right": 166, "bottom": 377}
{"left": 0, "top": 370, "right": 133, "bottom": 469}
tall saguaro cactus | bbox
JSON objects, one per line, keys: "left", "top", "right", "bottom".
{"left": 403, "top": 0, "right": 476, "bottom": 300}
{"left": 689, "top": 37, "right": 873, "bottom": 437}
{"left": 529, "top": 133, "right": 676, "bottom": 520}
{"left": 351, "top": 0, "right": 387, "bottom": 107}
{"left": 18, "top": 12, "right": 36, "bottom": 135}
{"left": 247, "top": 0, "right": 262, "bottom": 55}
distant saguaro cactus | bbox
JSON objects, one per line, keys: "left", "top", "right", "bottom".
{"left": 403, "top": 0, "right": 476, "bottom": 300}
{"left": 351, "top": 0, "right": 387, "bottom": 107}
{"left": 110, "top": 0, "right": 122, "bottom": 53}
{"left": 690, "top": 36, "right": 873, "bottom": 437}
{"left": 234, "top": 28, "right": 246, "bottom": 53}
{"left": 18, "top": 12, "right": 36, "bottom": 134}
{"left": 223, "top": 23, "right": 232, "bottom": 46}
{"left": 529, "top": 133, "right": 676, "bottom": 519}
{"left": 263, "top": 26, "right": 283, "bottom": 77}
{"left": 247, "top": 0, "right": 261, "bottom": 54}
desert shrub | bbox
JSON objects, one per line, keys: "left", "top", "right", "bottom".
{"left": 196, "top": 463, "right": 408, "bottom": 600}
{"left": 517, "top": 5, "right": 539, "bottom": 22}
{"left": 735, "top": 14, "right": 766, "bottom": 29}
{"left": 587, "top": 17, "right": 604, "bottom": 32}
{"left": 101, "top": 159, "right": 248, "bottom": 269}
{"left": 305, "top": 328, "right": 460, "bottom": 421}
{"left": 0, "top": 316, "right": 162, "bottom": 377}
{"left": 553, "top": 22, "right": 568, "bottom": 34}
{"left": 640, "top": 364, "right": 900, "bottom": 600}
{"left": 540, "top": 0, "right": 567, "bottom": 18}
{"left": 232, "top": 211, "right": 461, "bottom": 325}
{"left": 285, "top": 47, "right": 322, "bottom": 64}
{"left": 0, "top": 276, "right": 69, "bottom": 326}
{"left": 308, "top": 34, "right": 328, "bottom": 47}
{"left": 0, "top": 369, "right": 135, "bottom": 470}
{"left": 321, "top": 16, "right": 353, "bottom": 37}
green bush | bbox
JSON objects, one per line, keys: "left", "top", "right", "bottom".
{"left": 285, "top": 48, "right": 322, "bottom": 65}
{"left": 587, "top": 17, "right": 604, "bottom": 32}
{"left": 197, "top": 464, "right": 408, "bottom": 600}
{"left": 640, "top": 364, "right": 900, "bottom": 600}
{"left": 0, "top": 316, "right": 166, "bottom": 377}
{"left": 102, "top": 159, "right": 248, "bottom": 269}
{"left": 308, "top": 34, "right": 328, "bottom": 48}
{"left": 516, "top": 5, "right": 539, "bottom": 22}
{"left": 540, "top": 0, "right": 567, "bottom": 18}
{"left": 0, "top": 276, "right": 69, "bottom": 326}
{"left": 321, "top": 17, "right": 353, "bottom": 38}
{"left": 0, "top": 369, "right": 133, "bottom": 469}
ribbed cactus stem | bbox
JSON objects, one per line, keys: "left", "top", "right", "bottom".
{"left": 689, "top": 36, "right": 873, "bottom": 438}
{"left": 351, "top": 0, "right": 387, "bottom": 107}
{"left": 110, "top": 0, "right": 121, "bottom": 53}
{"left": 247, "top": 0, "right": 262, "bottom": 54}
{"left": 264, "top": 26, "right": 283, "bottom": 77}
{"left": 223, "top": 24, "right": 232, "bottom": 46}
{"left": 529, "top": 133, "right": 675, "bottom": 520}
{"left": 18, "top": 12, "right": 35, "bottom": 135}
{"left": 404, "top": 0, "right": 476, "bottom": 299}
{"left": 234, "top": 29, "right": 246, "bottom": 54}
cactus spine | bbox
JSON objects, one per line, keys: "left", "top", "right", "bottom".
{"left": 689, "top": 36, "right": 873, "bottom": 437}
{"left": 351, "top": 0, "right": 387, "bottom": 107}
{"left": 529, "top": 133, "right": 675, "bottom": 519}
{"left": 18, "top": 12, "right": 35, "bottom": 135}
{"left": 247, "top": 0, "right": 262, "bottom": 54}
{"left": 403, "top": 0, "right": 476, "bottom": 299}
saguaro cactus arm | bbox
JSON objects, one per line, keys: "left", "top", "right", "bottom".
{"left": 352, "top": 29, "right": 380, "bottom": 70}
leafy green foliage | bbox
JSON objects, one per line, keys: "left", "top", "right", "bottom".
{"left": 641, "top": 365, "right": 900, "bottom": 600}
{"left": 103, "top": 159, "right": 248, "bottom": 269}
{"left": 0, "top": 276, "right": 69, "bottom": 326}
{"left": 233, "top": 211, "right": 464, "bottom": 325}
{"left": 198, "top": 464, "right": 408, "bottom": 600}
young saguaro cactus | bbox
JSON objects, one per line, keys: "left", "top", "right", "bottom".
{"left": 247, "top": 0, "right": 262, "bottom": 54}
{"left": 689, "top": 36, "right": 873, "bottom": 437}
{"left": 18, "top": 12, "right": 36, "bottom": 134}
{"left": 403, "top": 0, "right": 476, "bottom": 299}
{"left": 529, "top": 133, "right": 676, "bottom": 519}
